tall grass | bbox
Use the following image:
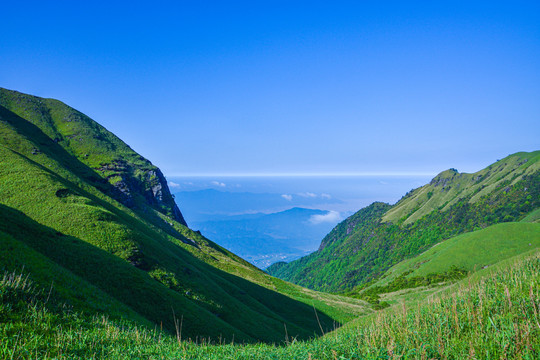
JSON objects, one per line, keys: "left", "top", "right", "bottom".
{"left": 344, "top": 251, "right": 540, "bottom": 359}
{"left": 2, "top": 251, "right": 538, "bottom": 359}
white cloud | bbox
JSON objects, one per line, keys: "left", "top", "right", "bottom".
{"left": 298, "top": 192, "right": 317, "bottom": 198}
{"left": 296, "top": 192, "right": 332, "bottom": 199}
{"left": 168, "top": 181, "right": 181, "bottom": 188}
{"left": 211, "top": 181, "right": 226, "bottom": 187}
{"left": 281, "top": 194, "right": 293, "bottom": 201}
{"left": 309, "top": 210, "right": 342, "bottom": 225}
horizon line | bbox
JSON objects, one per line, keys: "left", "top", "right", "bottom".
{"left": 167, "top": 172, "right": 437, "bottom": 178}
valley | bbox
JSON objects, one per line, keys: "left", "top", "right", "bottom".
{"left": 0, "top": 88, "right": 367, "bottom": 345}
{"left": 3, "top": 1, "right": 540, "bottom": 357}
{"left": 0, "top": 88, "right": 538, "bottom": 358}
{"left": 171, "top": 176, "right": 431, "bottom": 268}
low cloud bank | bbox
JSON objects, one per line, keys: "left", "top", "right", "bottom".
{"left": 309, "top": 210, "right": 342, "bottom": 225}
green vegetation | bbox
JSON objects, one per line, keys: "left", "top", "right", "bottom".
{"left": 522, "top": 207, "right": 540, "bottom": 223}
{"left": 0, "top": 87, "right": 186, "bottom": 224}
{"left": 349, "top": 266, "right": 469, "bottom": 310}
{"left": 384, "top": 151, "right": 540, "bottom": 224}
{"left": 0, "top": 88, "right": 366, "bottom": 343}
{"left": 2, "top": 87, "right": 539, "bottom": 357}
{"left": 268, "top": 152, "right": 540, "bottom": 292}
{"left": 3, "top": 250, "right": 539, "bottom": 359}
{"left": 337, "top": 221, "right": 540, "bottom": 309}
{"left": 372, "top": 222, "right": 540, "bottom": 289}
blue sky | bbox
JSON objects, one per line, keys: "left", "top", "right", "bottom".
{"left": 1, "top": 1, "right": 539, "bottom": 176}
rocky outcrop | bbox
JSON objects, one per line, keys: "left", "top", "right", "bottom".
{"left": 104, "top": 165, "right": 187, "bottom": 226}
{"left": 0, "top": 87, "right": 188, "bottom": 227}
{"left": 430, "top": 168, "right": 459, "bottom": 188}
{"left": 142, "top": 168, "right": 187, "bottom": 226}
{"left": 110, "top": 177, "right": 135, "bottom": 208}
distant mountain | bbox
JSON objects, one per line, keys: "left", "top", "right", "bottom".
{"left": 174, "top": 188, "right": 342, "bottom": 223}
{"left": 191, "top": 207, "right": 343, "bottom": 268}
{"left": 0, "top": 87, "right": 365, "bottom": 343}
{"left": 267, "top": 151, "right": 540, "bottom": 292}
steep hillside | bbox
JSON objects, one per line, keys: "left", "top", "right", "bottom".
{"left": 0, "top": 88, "right": 366, "bottom": 343}
{"left": 0, "top": 87, "right": 186, "bottom": 225}
{"left": 375, "top": 222, "right": 540, "bottom": 287}
{"left": 383, "top": 151, "right": 540, "bottom": 224}
{"left": 268, "top": 151, "right": 540, "bottom": 292}
{"left": 349, "top": 221, "right": 540, "bottom": 308}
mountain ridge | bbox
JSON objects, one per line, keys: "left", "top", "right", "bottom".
{"left": 0, "top": 87, "right": 187, "bottom": 226}
{"left": 383, "top": 151, "right": 540, "bottom": 224}
{"left": 267, "top": 151, "right": 540, "bottom": 292}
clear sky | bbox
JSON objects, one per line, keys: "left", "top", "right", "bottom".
{"left": 1, "top": 1, "right": 539, "bottom": 176}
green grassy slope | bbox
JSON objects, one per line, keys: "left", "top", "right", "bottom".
{"left": 268, "top": 152, "right": 540, "bottom": 292}
{"left": 374, "top": 222, "right": 540, "bottom": 287}
{"left": 0, "top": 219, "right": 152, "bottom": 327}
{"left": 349, "top": 222, "right": 540, "bottom": 308}
{"left": 3, "top": 249, "right": 538, "bottom": 359}
{"left": 384, "top": 151, "right": 540, "bottom": 224}
{"left": 362, "top": 222, "right": 540, "bottom": 293}
{"left": 0, "top": 88, "right": 366, "bottom": 343}
{"left": 0, "top": 87, "right": 186, "bottom": 225}
{"left": 522, "top": 207, "right": 540, "bottom": 223}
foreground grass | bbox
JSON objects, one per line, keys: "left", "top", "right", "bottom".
{"left": 2, "top": 251, "right": 538, "bottom": 359}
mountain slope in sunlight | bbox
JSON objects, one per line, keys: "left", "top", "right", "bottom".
{"left": 0, "top": 87, "right": 366, "bottom": 343}
{"left": 268, "top": 151, "right": 540, "bottom": 292}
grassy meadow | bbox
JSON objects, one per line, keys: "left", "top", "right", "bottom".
{"left": 2, "top": 250, "right": 539, "bottom": 359}
{"left": 371, "top": 222, "right": 540, "bottom": 288}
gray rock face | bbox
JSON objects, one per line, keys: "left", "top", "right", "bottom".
{"left": 144, "top": 168, "right": 187, "bottom": 226}
{"left": 105, "top": 163, "right": 187, "bottom": 227}
{"left": 111, "top": 178, "right": 135, "bottom": 208}
{"left": 145, "top": 170, "right": 165, "bottom": 204}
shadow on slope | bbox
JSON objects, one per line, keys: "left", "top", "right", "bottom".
{"left": 0, "top": 201, "right": 338, "bottom": 343}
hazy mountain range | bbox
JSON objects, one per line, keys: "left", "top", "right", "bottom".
{"left": 191, "top": 206, "right": 342, "bottom": 268}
